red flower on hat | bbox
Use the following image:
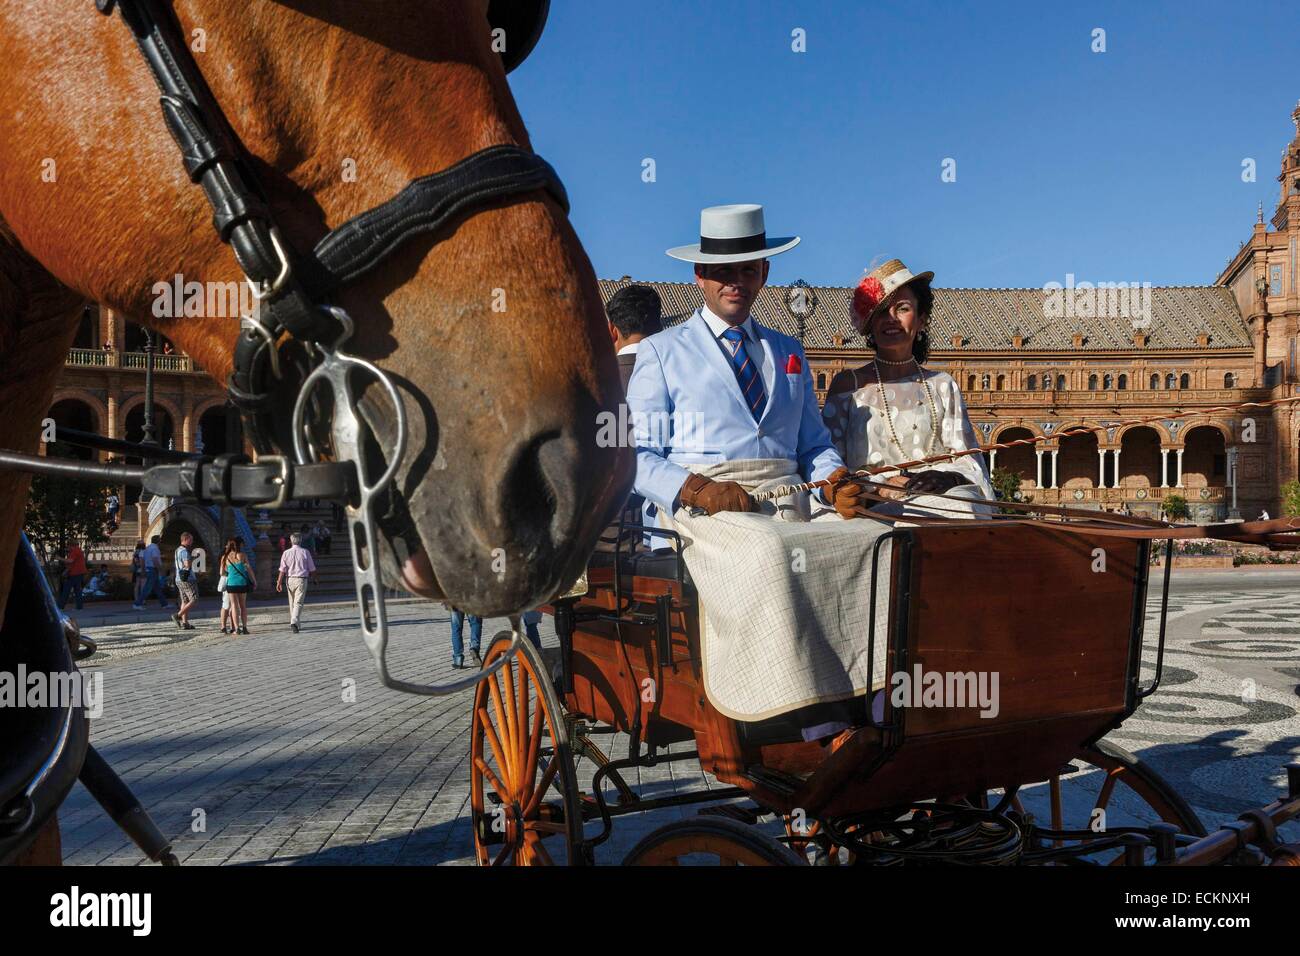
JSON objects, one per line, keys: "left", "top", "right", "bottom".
{"left": 850, "top": 275, "right": 886, "bottom": 332}
{"left": 785, "top": 354, "right": 802, "bottom": 374}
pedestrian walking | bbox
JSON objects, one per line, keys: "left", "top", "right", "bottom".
{"left": 222, "top": 536, "right": 256, "bottom": 634}
{"left": 217, "top": 541, "right": 233, "bottom": 634}
{"left": 299, "top": 523, "right": 317, "bottom": 556}
{"left": 58, "top": 541, "right": 88, "bottom": 610}
{"left": 447, "top": 605, "right": 483, "bottom": 669}
{"left": 315, "top": 522, "right": 332, "bottom": 556}
{"left": 105, "top": 492, "right": 120, "bottom": 531}
{"left": 171, "top": 532, "right": 198, "bottom": 630}
{"left": 276, "top": 532, "right": 317, "bottom": 633}
{"left": 142, "top": 535, "right": 170, "bottom": 608}
{"left": 130, "top": 539, "right": 147, "bottom": 609}
{"left": 522, "top": 609, "right": 543, "bottom": 650}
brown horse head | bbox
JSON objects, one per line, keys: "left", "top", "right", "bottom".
{"left": 0, "top": 0, "right": 631, "bottom": 616}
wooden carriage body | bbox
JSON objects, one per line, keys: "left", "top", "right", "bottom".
{"left": 553, "top": 521, "right": 1153, "bottom": 819}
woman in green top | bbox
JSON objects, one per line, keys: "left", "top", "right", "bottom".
{"left": 220, "top": 536, "right": 257, "bottom": 635}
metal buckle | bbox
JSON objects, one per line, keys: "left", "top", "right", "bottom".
{"left": 239, "top": 314, "right": 284, "bottom": 380}
{"left": 292, "top": 305, "right": 520, "bottom": 695}
{"left": 247, "top": 224, "right": 292, "bottom": 301}
{"left": 251, "top": 454, "right": 292, "bottom": 510}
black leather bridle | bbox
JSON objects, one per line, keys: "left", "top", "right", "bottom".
{"left": 1, "top": 0, "right": 561, "bottom": 696}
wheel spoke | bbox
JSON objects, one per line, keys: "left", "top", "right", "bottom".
{"left": 523, "top": 756, "right": 561, "bottom": 818}
{"left": 491, "top": 840, "right": 514, "bottom": 867}
{"left": 487, "top": 670, "right": 516, "bottom": 779}
{"left": 473, "top": 754, "right": 510, "bottom": 804}
{"left": 501, "top": 658, "right": 521, "bottom": 777}
{"left": 517, "top": 661, "right": 531, "bottom": 776}
{"left": 526, "top": 819, "right": 567, "bottom": 835}
{"left": 1096, "top": 767, "right": 1121, "bottom": 814}
{"left": 527, "top": 831, "right": 556, "bottom": 866}
{"left": 477, "top": 709, "right": 513, "bottom": 796}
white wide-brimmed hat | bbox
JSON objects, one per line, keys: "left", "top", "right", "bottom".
{"left": 666, "top": 204, "right": 800, "bottom": 264}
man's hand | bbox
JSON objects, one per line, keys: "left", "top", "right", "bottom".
{"left": 679, "top": 474, "right": 753, "bottom": 515}
{"left": 825, "top": 467, "right": 876, "bottom": 517}
{"left": 276, "top": 577, "right": 283, "bottom": 593}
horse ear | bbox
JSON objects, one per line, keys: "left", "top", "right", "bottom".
{"left": 487, "top": 0, "right": 550, "bottom": 73}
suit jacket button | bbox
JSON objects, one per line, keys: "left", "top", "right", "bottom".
{"left": 756, "top": 428, "right": 764, "bottom": 437}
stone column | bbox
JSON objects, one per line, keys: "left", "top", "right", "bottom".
{"left": 1035, "top": 449, "right": 1043, "bottom": 489}
{"left": 1097, "top": 449, "right": 1106, "bottom": 487}
{"left": 1050, "top": 449, "right": 1059, "bottom": 489}
{"left": 1112, "top": 449, "right": 1122, "bottom": 489}
{"left": 1160, "top": 448, "right": 1169, "bottom": 488}
{"left": 1175, "top": 448, "right": 1184, "bottom": 488}
{"left": 254, "top": 531, "right": 275, "bottom": 598}
{"left": 989, "top": 448, "right": 997, "bottom": 471}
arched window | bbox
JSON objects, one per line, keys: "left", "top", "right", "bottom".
{"left": 968, "top": 374, "right": 977, "bottom": 391}
{"left": 1179, "top": 373, "right": 1190, "bottom": 389}
{"left": 1150, "top": 373, "right": 1160, "bottom": 389}
{"left": 981, "top": 373, "right": 991, "bottom": 390}
{"left": 1103, "top": 373, "right": 1113, "bottom": 389}
{"left": 1027, "top": 374, "right": 1037, "bottom": 390}
{"left": 1088, "top": 374, "right": 1098, "bottom": 390}
{"left": 1057, "top": 374, "right": 1067, "bottom": 391}
{"left": 1224, "top": 372, "right": 1235, "bottom": 388}
{"left": 1165, "top": 373, "right": 1176, "bottom": 389}
{"left": 995, "top": 374, "right": 1005, "bottom": 390}
{"left": 1117, "top": 374, "right": 1127, "bottom": 390}
{"left": 816, "top": 372, "right": 826, "bottom": 390}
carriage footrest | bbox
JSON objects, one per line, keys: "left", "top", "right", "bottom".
{"left": 698, "top": 802, "right": 765, "bottom": 826}
{"left": 742, "top": 765, "right": 804, "bottom": 798}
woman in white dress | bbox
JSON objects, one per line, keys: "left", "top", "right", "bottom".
{"left": 821, "top": 259, "right": 993, "bottom": 518}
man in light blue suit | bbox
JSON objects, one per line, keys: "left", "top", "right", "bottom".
{"left": 626, "top": 204, "right": 870, "bottom": 520}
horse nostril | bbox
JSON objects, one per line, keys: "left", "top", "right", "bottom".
{"left": 501, "top": 431, "right": 582, "bottom": 555}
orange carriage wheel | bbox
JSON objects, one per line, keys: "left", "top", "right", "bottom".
{"left": 470, "top": 633, "right": 585, "bottom": 866}
{"left": 623, "top": 817, "right": 807, "bottom": 866}
{"left": 1008, "top": 739, "right": 1207, "bottom": 864}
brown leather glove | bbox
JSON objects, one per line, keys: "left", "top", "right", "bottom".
{"left": 825, "top": 466, "right": 873, "bottom": 519}
{"left": 679, "top": 473, "right": 754, "bottom": 515}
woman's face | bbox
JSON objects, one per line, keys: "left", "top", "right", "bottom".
{"left": 869, "top": 286, "right": 925, "bottom": 353}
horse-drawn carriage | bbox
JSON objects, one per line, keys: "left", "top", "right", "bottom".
{"left": 469, "top": 519, "right": 1300, "bottom": 866}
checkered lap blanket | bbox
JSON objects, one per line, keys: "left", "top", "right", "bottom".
{"left": 661, "top": 459, "right": 895, "bottom": 721}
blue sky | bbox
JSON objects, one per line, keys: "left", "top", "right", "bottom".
{"left": 509, "top": 0, "right": 1300, "bottom": 289}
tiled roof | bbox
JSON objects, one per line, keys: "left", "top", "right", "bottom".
{"left": 597, "top": 279, "right": 1251, "bottom": 352}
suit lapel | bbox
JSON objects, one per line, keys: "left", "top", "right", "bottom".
{"left": 754, "top": 324, "right": 779, "bottom": 424}
{"left": 687, "top": 312, "right": 752, "bottom": 419}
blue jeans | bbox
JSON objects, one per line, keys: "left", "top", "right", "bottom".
{"left": 143, "top": 568, "right": 169, "bottom": 606}
{"left": 523, "top": 610, "right": 543, "bottom": 650}
{"left": 59, "top": 574, "right": 84, "bottom": 611}
{"left": 450, "top": 610, "right": 482, "bottom": 662}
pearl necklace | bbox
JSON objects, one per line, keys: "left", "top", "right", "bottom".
{"left": 874, "top": 355, "right": 916, "bottom": 367}
{"left": 873, "top": 359, "right": 941, "bottom": 459}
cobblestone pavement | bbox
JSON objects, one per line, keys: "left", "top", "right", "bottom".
{"left": 57, "top": 574, "right": 1300, "bottom": 865}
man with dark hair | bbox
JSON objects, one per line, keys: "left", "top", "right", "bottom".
{"left": 605, "top": 284, "right": 663, "bottom": 392}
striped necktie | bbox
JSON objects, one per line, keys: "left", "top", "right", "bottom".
{"left": 721, "top": 326, "right": 767, "bottom": 421}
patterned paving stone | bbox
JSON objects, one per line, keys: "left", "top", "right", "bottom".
{"left": 55, "top": 578, "right": 1300, "bottom": 865}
